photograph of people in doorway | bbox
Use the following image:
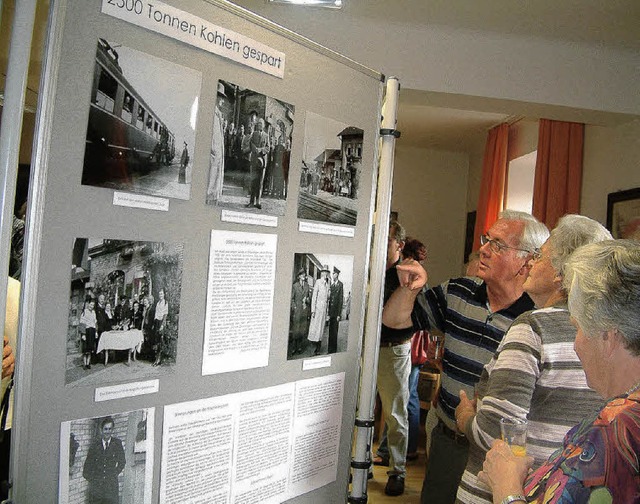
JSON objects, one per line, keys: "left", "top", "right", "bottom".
{"left": 81, "top": 38, "right": 201, "bottom": 200}
{"left": 66, "top": 238, "right": 184, "bottom": 386}
{"left": 59, "top": 408, "right": 154, "bottom": 504}
{"left": 288, "top": 253, "right": 353, "bottom": 359}
{"left": 206, "top": 79, "right": 295, "bottom": 216}
{"left": 297, "top": 111, "right": 364, "bottom": 226}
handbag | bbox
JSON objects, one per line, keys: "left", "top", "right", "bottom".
{"left": 410, "top": 330, "right": 429, "bottom": 366}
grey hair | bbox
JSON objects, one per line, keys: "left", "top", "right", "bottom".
{"left": 389, "top": 220, "right": 406, "bottom": 243}
{"left": 548, "top": 214, "right": 612, "bottom": 277}
{"left": 498, "top": 210, "right": 549, "bottom": 258}
{"left": 564, "top": 240, "right": 640, "bottom": 355}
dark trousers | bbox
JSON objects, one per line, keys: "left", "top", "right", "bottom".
{"left": 0, "top": 429, "right": 10, "bottom": 500}
{"left": 421, "top": 421, "right": 469, "bottom": 504}
{"left": 328, "top": 317, "right": 339, "bottom": 353}
{"left": 249, "top": 163, "right": 265, "bottom": 204}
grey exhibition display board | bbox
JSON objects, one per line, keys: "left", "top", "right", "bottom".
{"left": 13, "top": 0, "right": 385, "bottom": 502}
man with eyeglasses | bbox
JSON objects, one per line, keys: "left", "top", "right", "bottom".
{"left": 382, "top": 210, "right": 549, "bottom": 504}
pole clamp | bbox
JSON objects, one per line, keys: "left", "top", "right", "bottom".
{"left": 379, "top": 128, "right": 401, "bottom": 138}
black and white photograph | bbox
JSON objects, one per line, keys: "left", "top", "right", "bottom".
{"left": 66, "top": 238, "right": 184, "bottom": 386}
{"left": 81, "top": 38, "right": 201, "bottom": 200}
{"left": 60, "top": 409, "right": 154, "bottom": 504}
{"left": 288, "top": 253, "right": 353, "bottom": 360}
{"left": 206, "top": 79, "right": 295, "bottom": 216}
{"left": 297, "top": 111, "right": 363, "bottom": 226}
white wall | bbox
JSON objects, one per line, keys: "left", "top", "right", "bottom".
{"left": 392, "top": 145, "right": 469, "bottom": 285}
{"left": 581, "top": 119, "right": 640, "bottom": 224}
{"left": 230, "top": 1, "right": 640, "bottom": 116}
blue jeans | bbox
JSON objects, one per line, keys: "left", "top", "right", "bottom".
{"left": 375, "top": 342, "right": 411, "bottom": 477}
{"left": 378, "top": 364, "right": 421, "bottom": 457}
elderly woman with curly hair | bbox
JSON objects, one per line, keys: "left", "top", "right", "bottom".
{"left": 454, "top": 215, "right": 612, "bottom": 504}
{"left": 478, "top": 239, "right": 640, "bottom": 504}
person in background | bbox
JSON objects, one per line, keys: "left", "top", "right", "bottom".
{"left": 131, "top": 300, "right": 143, "bottom": 330}
{"left": 290, "top": 269, "right": 311, "bottom": 356}
{"left": 207, "top": 83, "right": 226, "bottom": 205}
{"left": 375, "top": 236, "right": 428, "bottom": 468}
{"left": 240, "top": 121, "right": 254, "bottom": 195}
{"left": 9, "top": 213, "right": 24, "bottom": 280}
{"left": 307, "top": 265, "right": 331, "bottom": 356}
{"left": 327, "top": 266, "right": 344, "bottom": 355}
{"left": 374, "top": 220, "right": 411, "bottom": 496}
{"left": 247, "top": 118, "right": 270, "bottom": 210}
{"left": 114, "top": 296, "right": 127, "bottom": 328}
{"left": 479, "top": 240, "right": 640, "bottom": 504}
{"left": 0, "top": 278, "right": 18, "bottom": 499}
{"left": 103, "top": 301, "right": 115, "bottom": 332}
{"left": 454, "top": 215, "right": 612, "bottom": 504}
{"left": 179, "top": 141, "right": 189, "bottom": 184}
{"left": 152, "top": 288, "right": 168, "bottom": 367}
{"left": 80, "top": 299, "right": 97, "bottom": 370}
{"left": 95, "top": 294, "right": 109, "bottom": 347}
{"left": 383, "top": 211, "right": 549, "bottom": 504}
{"left": 141, "top": 295, "right": 155, "bottom": 361}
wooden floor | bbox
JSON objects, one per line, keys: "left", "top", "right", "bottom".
{"left": 365, "top": 448, "right": 426, "bottom": 504}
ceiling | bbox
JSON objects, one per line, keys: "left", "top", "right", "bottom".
{"left": 231, "top": 0, "right": 640, "bottom": 152}
{"left": 339, "top": 0, "right": 640, "bottom": 52}
{"left": 3, "top": 0, "right": 639, "bottom": 152}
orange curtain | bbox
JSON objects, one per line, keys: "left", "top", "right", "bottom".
{"left": 532, "top": 119, "right": 584, "bottom": 229}
{"left": 472, "top": 123, "right": 509, "bottom": 250}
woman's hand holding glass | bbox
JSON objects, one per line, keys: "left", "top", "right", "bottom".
{"left": 478, "top": 439, "right": 533, "bottom": 500}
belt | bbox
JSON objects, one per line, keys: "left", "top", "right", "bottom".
{"left": 438, "top": 420, "right": 469, "bottom": 445}
{"left": 380, "top": 339, "right": 411, "bottom": 347}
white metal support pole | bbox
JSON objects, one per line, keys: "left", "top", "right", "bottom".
{"left": 0, "top": 0, "right": 38, "bottom": 500}
{"left": 349, "top": 76, "right": 400, "bottom": 503}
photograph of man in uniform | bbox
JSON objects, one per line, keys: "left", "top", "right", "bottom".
{"left": 61, "top": 409, "right": 152, "bottom": 504}
{"left": 288, "top": 254, "right": 353, "bottom": 359}
{"left": 82, "top": 417, "right": 125, "bottom": 504}
{"left": 205, "top": 79, "right": 294, "bottom": 216}
{"left": 290, "top": 269, "right": 311, "bottom": 356}
{"left": 328, "top": 267, "right": 344, "bottom": 354}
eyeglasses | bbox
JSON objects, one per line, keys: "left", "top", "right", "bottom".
{"left": 531, "top": 248, "right": 543, "bottom": 261}
{"left": 480, "top": 234, "right": 531, "bottom": 255}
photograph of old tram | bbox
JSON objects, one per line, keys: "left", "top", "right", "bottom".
{"left": 81, "top": 38, "right": 201, "bottom": 200}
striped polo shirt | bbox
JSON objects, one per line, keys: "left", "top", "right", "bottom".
{"left": 455, "top": 305, "right": 604, "bottom": 504}
{"left": 413, "top": 277, "right": 534, "bottom": 430}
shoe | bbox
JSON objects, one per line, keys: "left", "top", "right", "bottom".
{"left": 245, "top": 203, "right": 253, "bottom": 208}
{"left": 384, "top": 475, "right": 405, "bottom": 496}
{"left": 255, "top": 204, "right": 262, "bottom": 209}
{"left": 373, "top": 455, "right": 389, "bottom": 466}
{"left": 87, "top": 364, "right": 91, "bottom": 369}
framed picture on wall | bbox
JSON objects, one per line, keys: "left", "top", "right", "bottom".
{"left": 606, "top": 187, "right": 640, "bottom": 239}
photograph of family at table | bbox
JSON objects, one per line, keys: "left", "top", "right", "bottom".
{"left": 66, "top": 238, "right": 183, "bottom": 386}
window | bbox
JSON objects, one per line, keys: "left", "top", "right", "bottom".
{"left": 121, "top": 92, "right": 133, "bottom": 122}
{"left": 505, "top": 151, "right": 537, "bottom": 214}
{"left": 137, "top": 106, "right": 146, "bottom": 130}
{"left": 95, "top": 69, "right": 117, "bottom": 113}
